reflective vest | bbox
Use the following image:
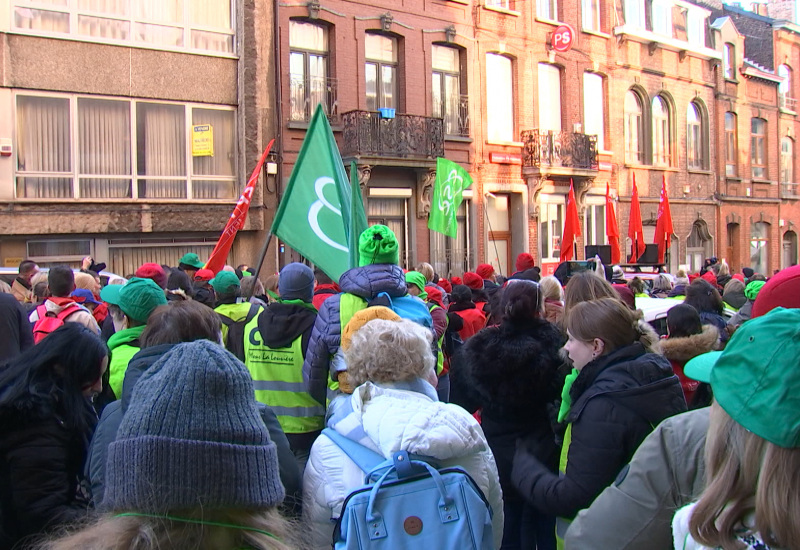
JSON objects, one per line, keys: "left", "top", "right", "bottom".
{"left": 555, "top": 423, "right": 574, "bottom": 550}
{"left": 427, "top": 302, "right": 446, "bottom": 376}
{"left": 243, "top": 314, "right": 324, "bottom": 435}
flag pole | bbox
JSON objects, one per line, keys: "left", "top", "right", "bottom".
{"left": 249, "top": 231, "right": 274, "bottom": 300}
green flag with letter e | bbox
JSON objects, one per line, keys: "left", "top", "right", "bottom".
{"left": 428, "top": 157, "right": 473, "bottom": 238}
{"left": 271, "top": 104, "right": 367, "bottom": 281}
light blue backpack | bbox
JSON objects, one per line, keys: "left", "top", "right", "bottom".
{"left": 323, "top": 428, "right": 494, "bottom": 550}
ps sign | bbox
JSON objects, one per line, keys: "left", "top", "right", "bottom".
{"left": 551, "top": 24, "right": 574, "bottom": 52}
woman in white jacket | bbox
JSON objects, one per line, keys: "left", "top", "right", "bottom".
{"left": 302, "top": 316, "right": 504, "bottom": 549}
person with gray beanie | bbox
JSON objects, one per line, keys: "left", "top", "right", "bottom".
{"left": 43, "top": 340, "right": 298, "bottom": 550}
{"left": 243, "top": 262, "right": 322, "bottom": 470}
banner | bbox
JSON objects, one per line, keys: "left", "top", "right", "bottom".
{"left": 559, "top": 179, "right": 582, "bottom": 262}
{"left": 605, "top": 183, "right": 621, "bottom": 264}
{"left": 204, "top": 139, "right": 274, "bottom": 274}
{"left": 654, "top": 174, "right": 674, "bottom": 264}
{"left": 271, "top": 105, "right": 367, "bottom": 281}
{"left": 628, "top": 175, "right": 646, "bottom": 263}
{"left": 428, "top": 158, "right": 473, "bottom": 238}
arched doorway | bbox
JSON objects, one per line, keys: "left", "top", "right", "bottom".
{"left": 783, "top": 230, "right": 798, "bottom": 268}
{"left": 687, "top": 220, "right": 713, "bottom": 273}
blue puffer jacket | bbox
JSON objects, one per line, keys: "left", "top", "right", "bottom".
{"left": 302, "top": 263, "right": 407, "bottom": 405}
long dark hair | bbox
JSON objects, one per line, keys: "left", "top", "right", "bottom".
{"left": 501, "top": 280, "right": 544, "bottom": 324}
{"left": 0, "top": 324, "right": 107, "bottom": 433}
{"left": 667, "top": 303, "right": 703, "bottom": 338}
{"left": 685, "top": 278, "right": 724, "bottom": 315}
{"left": 140, "top": 301, "right": 222, "bottom": 348}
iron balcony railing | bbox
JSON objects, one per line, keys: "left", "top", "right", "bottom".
{"left": 433, "top": 94, "right": 470, "bottom": 137}
{"left": 289, "top": 74, "right": 339, "bottom": 123}
{"left": 521, "top": 129, "right": 598, "bottom": 170}
{"left": 779, "top": 93, "right": 797, "bottom": 112}
{"left": 781, "top": 182, "right": 800, "bottom": 199}
{"left": 341, "top": 110, "right": 444, "bottom": 159}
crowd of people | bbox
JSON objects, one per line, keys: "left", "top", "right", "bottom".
{"left": 0, "top": 228, "right": 798, "bottom": 550}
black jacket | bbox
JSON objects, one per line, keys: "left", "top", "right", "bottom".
{"left": 511, "top": 342, "right": 687, "bottom": 519}
{"left": 0, "top": 395, "right": 94, "bottom": 547}
{"left": 0, "top": 293, "right": 33, "bottom": 365}
{"left": 258, "top": 302, "right": 317, "bottom": 354}
{"left": 452, "top": 318, "right": 564, "bottom": 496}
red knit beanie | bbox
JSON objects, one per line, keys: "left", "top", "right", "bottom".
{"left": 451, "top": 276, "right": 463, "bottom": 286}
{"left": 463, "top": 272, "right": 483, "bottom": 290}
{"left": 476, "top": 263, "right": 495, "bottom": 280}
{"left": 515, "top": 253, "right": 535, "bottom": 272}
{"left": 135, "top": 263, "right": 167, "bottom": 289}
{"left": 438, "top": 278, "right": 452, "bottom": 294}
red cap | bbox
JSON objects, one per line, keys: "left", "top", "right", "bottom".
{"left": 438, "top": 278, "right": 452, "bottom": 294}
{"left": 476, "top": 263, "right": 495, "bottom": 280}
{"left": 134, "top": 263, "right": 167, "bottom": 289}
{"left": 463, "top": 272, "right": 483, "bottom": 290}
{"left": 613, "top": 284, "right": 636, "bottom": 310}
{"left": 515, "top": 253, "right": 536, "bottom": 272}
{"left": 732, "top": 273, "right": 745, "bottom": 283}
{"left": 688, "top": 273, "right": 700, "bottom": 283}
{"left": 426, "top": 286, "right": 445, "bottom": 308}
{"left": 752, "top": 265, "right": 800, "bottom": 318}
{"left": 451, "top": 276, "right": 463, "bottom": 286}
{"left": 700, "top": 270, "right": 717, "bottom": 288}
{"left": 194, "top": 268, "right": 215, "bottom": 282}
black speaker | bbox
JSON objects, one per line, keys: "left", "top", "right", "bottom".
{"left": 585, "top": 245, "right": 612, "bottom": 265}
{"left": 637, "top": 244, "right": 659, "bottom": 264}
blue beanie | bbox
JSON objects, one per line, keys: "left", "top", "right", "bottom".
{"left": 104, "top": 340, "right": 284, "bottom": 512}
{"left": 278, "top": 263, "right": 315, "bottom": 303}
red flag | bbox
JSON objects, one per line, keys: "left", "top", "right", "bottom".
{"left": 205, "top": 139, "right": 275, "bottom": 274}
{"left": 605, "top": 183, "right": 621, "bottom": 264}
{"left": 654, "top": 174, "right": 674, "bottom": 264}
{"left": 628, "top": 175, "right": 646, "bottom": 263}
{"left": 560, "top": 179, "right": 582, "bottom": 263}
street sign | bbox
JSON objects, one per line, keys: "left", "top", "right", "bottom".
{"left": 551, "top": 24, "right": 574, "bottom": 52}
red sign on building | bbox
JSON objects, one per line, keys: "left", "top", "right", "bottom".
{"left": 551, "top": 24, "right": 575, "bottom": 53}
{"left": 489, "top": 152, "right": 523, "bottom": 165}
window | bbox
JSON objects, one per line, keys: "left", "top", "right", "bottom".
{"left": 486, "top": 54, "right": 514, "bottom": 142}
{"left": 583, "top": 73, "right": 605, "bottom": 151}
{"left": 781, "top": 137, "right": 793, "bottom": 185}
{"left": 624, "top": 0, "right": 646, "bottom": 28}
{"left": 538, "top": 64, "right": 562, "bottom": 133}
{"left": 651, "top": 0, "right": 672, "bottom": 37}
{"left": 585, "top": 202, "right": 606, "bottom": 246}
{"left": 723, "top": 43, "right": 735, "bottom": 79}
{"left": 537, "top": 0, "right": 558, "bottom": 20}
{"left": 15, "top": 94, "right": 236, "bottom": 200}
{"left": 368, "top": 195, "right": 409, "bottom": 267}
{"left": 431, "top": 199, "right": 471, "bottom": 277}
{"left": 686, "top": 10, "right": 705, "bottom": 47}
{"left": 582, "top": 0, "right": 601, "bottom": 31}
{"left": 779, "top": 64, "right": 795, "bottom": 111}
{"left": 289, "top": 21, "right": 332, "bottom": 123}
{"left": 487, "top": 194, "right": 512, "bottom": 276}
{"left": 652, "top": 96, "right": 671, "bottom": 167}
{"left": 687, "top": 102, "right": 705, "bottom": 170}
{"left": 486, "top": 0, "right": 511, "bottom": 9}
{"left": 432, "top": 45, "right": 466, "bottom": 136}
{"left": 12, "top": 0, "right": 234, "bottom": 53}
{"left": 539, "top": 199, "right": 565, "bottom": 261}
{"left": 750, "top": 222, "right": 769, "bottom": 275}
{"left": 365, "top": 33, "right": 398, "bottom": 111}
{"left": 751, "top": 118, "right": 766, "bottom": 179}
{"left": 624, "top": 90, "right": 644, "bottom": 164}
{"left": 725, "top": 112, "right": 737, "bottom": 176}
{"left": 687, "top": 220, "right": 713, "bottom": 273}
{"left": 783, "top": 231, "right": 798, "bottom": 268}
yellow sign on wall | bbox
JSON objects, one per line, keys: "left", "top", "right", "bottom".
{"left": 192, "top": 124, "right": 214, "bottom": 157}
{"left": 4, "top": 257, "right": 23, "bottom": 268}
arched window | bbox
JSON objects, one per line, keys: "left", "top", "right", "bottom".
{"left": 687, "top": 102, "right": 704, "bottom": 170}
{"left": 750, "top": 221, "right": 769, "bottom": 275}
{"left": 723, "top": 43, "right": 735, "bottom": 79}
{"left": 781, "top": 137, "right": 793, "bottom": 185}
{"left": 687, "top": 220, "right": 713, "bottom": 272}
{"left": 624, "top": 90, "right": 643, "bottom": 164}
{"left": 652, "top": 95, "right": 671, "bottom": 167}
{"left": 779, "top": 64, "right": 794, "bottom": 111}
{"left": 783, "top": 230, "right": 798, "bottom": 268}
{"left": 725, "top": 112, "right": 737, "bottom": 176}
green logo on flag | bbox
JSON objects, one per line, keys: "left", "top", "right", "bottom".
{"left": 428, "top": 157, "right": 473, "bottom": 238}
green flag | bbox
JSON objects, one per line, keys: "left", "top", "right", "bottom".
{"left": 428, "top": 157, "right": 473, "bottom": 238}
{"left": 271, "top": 105, "right": 367, "bottom": 281}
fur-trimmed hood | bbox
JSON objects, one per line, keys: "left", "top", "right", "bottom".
{"left": 659, "top": 325, "right": 718, "bottom": 363}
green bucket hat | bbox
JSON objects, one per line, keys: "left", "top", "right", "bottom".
{"left": 358, "top": 225, "right": 399, "bottom": 267}
{"left": 178, "top": 253, "right": 205, "bottom": 269}
{"left": 685, "top": 307, "right": 800, "bottom": 448}
{"left": 211, "top": 271, "right": 241, "bottom": 294}
{"left": 101, "top": 277, "right": 168, "bottom": 324}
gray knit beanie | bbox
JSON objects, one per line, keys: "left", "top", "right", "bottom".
{"left": 278, "top": 262, "right": 315, "bottom": 303}
{"left": 104, "top": 340, "right": 285, "bottom": 512}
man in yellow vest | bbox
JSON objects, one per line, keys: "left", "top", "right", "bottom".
{"left": 243, "top": 262, "right": 322, "bottom": 468}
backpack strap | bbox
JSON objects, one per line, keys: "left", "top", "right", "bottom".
{"left": 243, "top": 303, "right": 260, "bottom": 324}
{"left": 218, "top": 313, "right": 234, "bottom": 327}
{"left": 322, "top": 428, "right": 385, "bottom": 474}
{"left": 55, "top": 303, "right": 82, "bottom": 320}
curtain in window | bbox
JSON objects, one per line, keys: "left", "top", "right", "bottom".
{"left": 538, "top": 64, "right": 562, "bottom": 133}
{"left": 192, "top": 108, "right": 236, "bottom": 199}
{"left": 486, "top": 54, "right": 513, "bottom": 142}
{"left": 583, "top": 73, "right": 604, "bottom": 150}
{"left": 191, "top": 0, "right": 231, "bottom": 28}
{"left": 109, "top": 244, "right": 215, "bottom": 276}
{"left": 14, "top": 7, "right": 70, "bottom": 32}
{"left": 79, "top": 98, "right": 132, "bottom": 198}
{"left": 136, "top": 103, "right": 186, "bottom": 198}
{"left": 77, "top": 0, "right": 129, "bottom": 39}
{"left": 16, "top": 96, "right": 72, "bottom": 198}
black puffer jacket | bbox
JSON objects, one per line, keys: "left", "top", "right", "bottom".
{"left": 0, "top": 397, "right": 94, "bottom": 547}
{"left": 511, "top": 342, "right": 687, "bottom": 519}
{"left": 451, "top": 318, "right": 564, "bottom": 494}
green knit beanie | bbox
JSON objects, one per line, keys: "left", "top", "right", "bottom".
{"left": 358, "top": 225, "right": 399, "bottom": 267}
{"left": 405, "top": 271, "right": 428, "bottom": 300}
{"left": 744, "top": 280, "right": 766, "bottom": 301}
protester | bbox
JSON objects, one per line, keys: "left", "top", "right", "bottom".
{"left": 721, "top": 278, "right": 746, "bottom": 310}
{"left": 176, "top": 252, "right": 204, "bottom": 280}
{"left": 241, "top": 275, "right": 269, "bottom": 306}
{"left": 669, "top": 269, "right": 690, "bottom": 298}
{"left": 452, "top": 280, "right": 563, "bottom": 550}
{"left": 651, "top": 274, "right": 673, "bottom": 299}
{"left": 0, "top": 325, "right": 107, "bottom": 548}
{"left": 448, "top": 284, "right": 487, "bottom": 341}
{"left": 660, "top": 304, "right": 718, "bottom": 406}
{"left": 192, "top": 268, "right": 217, "bottom": 308}
{"left": 539, "top": 275, "right": 565, "bottom": 326}
{"left": 46, "top": 340, "right": 297, "bottom": 550}
{"left": 165, "top": 268, "right": 194, "bottom": 301}
{"left": 74, "top": 271, "right": 100, "bottom": 297}
{"left": 464, "top": 271, "right": 490, "bottom": 312}
{"left": 714, "top": 259, "right": 731, "bottom": 288}
{"left": 100, "top": 277, "right": 168, "bottom": 398}
{"left": 672, "top": 308, "right": 800, "bottom": 550}
{"left": 245, "top": 263, "right": 322, "bottom": 467}
{"left": 0, "top": 291, "right": 34, "bottom": 363}
{"left": 29, "top": 265, "right": 101, "bottom": 337}
{"left": 727, "top": 280, "right": 764, "bottom": 329}
{"left": 509, "top": 252, "right": 540, "bottom": 280}
{"left": 12, "top": 259, "right": 39, "bottom": 304}
{"left": 407, "top": 270, "right": 449, "bottom": 394}
{"left": 303, "top": 225, "right": 411, "bottom": 407}
{"left": 684, "top": 279, "right": 727, "bottom": 344}
{"left": 134, "top": 262, "right": 168, "bottom": 289}
{"left": 512, "top": 298, "right": 686, "bottom": 547}
{"left": 264, "top": 273, "right": 281, "bottom": 302}
{"left": 477, "top": 263, "right": 500, "bottom": 290}
{"left": 213, "top": 271, "right": 263, "bottom": 356}
{"left": 563, "top": 270, "right": 618, "bottom": 316}
{"left": 31, "top": 271, "right": 49, "bottom": 306}
{"left": 303, "top": 318, "right": 504, "bottom": 549}
{"left": 611, "top": 265, "right": 627, "bottom": 285}
{"left": 236, "top": 263, "right": 253, "bottom": 279}
{"left": 311, "top": 267, "right": 339, "bottom": 311}
{"left": 628, "top": 276, "right": 647, "bottom": 298}
{"left": 751, "top": 263, "right": 800, "bottom": 316}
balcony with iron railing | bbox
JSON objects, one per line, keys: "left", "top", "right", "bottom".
{"left": 289, "top": 74, "right": 339, "bottom": 123}
{"left": 433, "top": 95, "right": 470, "bottom": 138}
{"left": 341, "top": 110, "right": 444, "bottom": 162}
{"left": 779, "top": 93, "right": 797, "bottom": 113}
{"left": 521, "top": 129, "right": 598, "bottom": 176}
{"left": 781, "top": 182, "right": 800, "bottom": 199}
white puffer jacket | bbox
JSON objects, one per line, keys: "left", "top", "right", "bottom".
{"left": 302, "top": 382, "right": 505, "bottom": 549}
